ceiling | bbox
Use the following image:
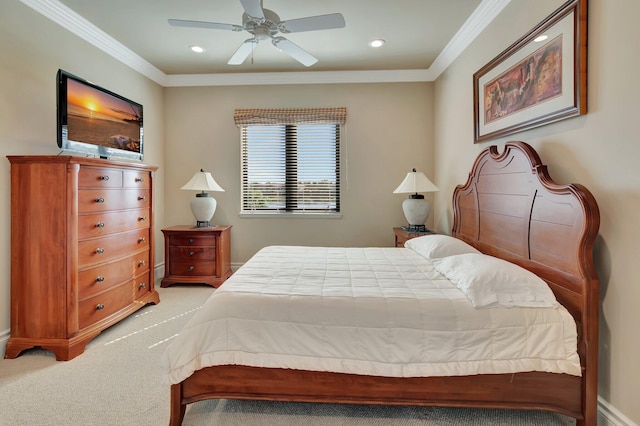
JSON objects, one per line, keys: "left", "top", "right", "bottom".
{"left": 24, "top": 0, "right": 511, "bottom": 86}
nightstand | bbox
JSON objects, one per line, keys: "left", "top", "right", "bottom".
{"left": 393, "top": 227, "right": 435, "bottom": 247}
{"left": 161, "top": 225, "right": 232, "bottom": 288}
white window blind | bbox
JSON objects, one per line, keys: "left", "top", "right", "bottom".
{"left": 236, "top": 108, "right": 345, "bottom": 214}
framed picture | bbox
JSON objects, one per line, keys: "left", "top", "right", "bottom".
{"left": 473, "top": 0, "right": 587, "bottom": 143}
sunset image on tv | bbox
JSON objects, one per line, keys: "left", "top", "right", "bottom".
{"left": 66, "top": 79, "right": 142, "bottom": 152}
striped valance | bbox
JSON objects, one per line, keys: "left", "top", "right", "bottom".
{"left": 234, "top": 107, "right": 347, "bottom": 126}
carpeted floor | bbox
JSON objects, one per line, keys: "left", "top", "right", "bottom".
{"left": 0, "top": 285, "right": 574, "bottom": 426}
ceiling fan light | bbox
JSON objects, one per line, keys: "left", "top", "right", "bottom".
{"left": 189, "top": 45, "right": 205, "bottom": 53}
{"left": 369, "top": 39, "right": 385, "bottom": 48}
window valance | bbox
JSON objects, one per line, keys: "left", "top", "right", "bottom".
{"left": 234, "top": 107, "right": 347, "bottom": 126}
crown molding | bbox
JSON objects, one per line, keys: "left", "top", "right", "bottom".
{"left": 21, "top": 0, "right": 509, "bottom": 87}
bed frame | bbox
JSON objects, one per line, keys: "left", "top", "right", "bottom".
{"left": 169, "top": 141, "right": 600, "bottom": 426}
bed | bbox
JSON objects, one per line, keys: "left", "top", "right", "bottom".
{"left": 163, "top": 141, "right": 600, "bottom": 426}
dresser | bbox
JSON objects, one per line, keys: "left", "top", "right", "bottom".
{"left": 161, "top": 225, "right": 232, "bottom": 288}
{"left": 5, "top": 156, "right": 159, "bottom": 361}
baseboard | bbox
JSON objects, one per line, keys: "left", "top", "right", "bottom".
{"left": 0, "top": 328, "right": 8, "bottom": 358}
{"left": 598, "top": 396, "right": 638, "bottom": 426}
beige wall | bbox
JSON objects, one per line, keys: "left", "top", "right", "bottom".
{"left": 0, "top": 3, "right": 165, "bottom": 343}
{"left": 164, "top": 83, "right": 434, "bottom": 262}
{"left": 433, "top": 0, "right": 639, "bottom": 423}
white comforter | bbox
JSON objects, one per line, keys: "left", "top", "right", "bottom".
{"left": 162, "top": 246, "right": 581, "bottom": 385}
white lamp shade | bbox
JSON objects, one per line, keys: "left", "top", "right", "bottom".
{"left": 393, "top": 170, "right": 439, "bottom": 194}
{"left": 181, "top": 170, "right": 225, "bottom": 192}
{"left": 181, "top": 169, "right": 224, "bottom": 228}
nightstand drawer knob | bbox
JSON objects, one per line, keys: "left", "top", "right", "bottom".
{"left": 96, "top": 304, "right": 105, "bottom": 311}
{"left": 189, "top": 251, "right": 194, "bottom": 256}
{"left": 96, "top": 276, "right": 105, "bottom": 282}
{"left": 188, "top": 265, "right": 194, "bottom": 272}
{"left": 188, "top": 238, "right": 194, "bottom": 244}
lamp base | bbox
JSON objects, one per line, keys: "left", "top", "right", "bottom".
{"left": 401, "top": 196, "right": 431, "bottom": 229}
{"left": 190, "top": 193, "right": 217, "bottom": 229}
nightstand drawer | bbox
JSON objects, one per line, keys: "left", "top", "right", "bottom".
{"left": 169, "top": 235, "right": 216, "bottom": 247}
{"left": 169, "top": 246, "right": 216, "bottom": 261}
{"left": 169, "top": 260, "right": 215, "bottom": 276}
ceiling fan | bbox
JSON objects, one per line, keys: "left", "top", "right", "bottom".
{"left": 168, "top": 0, "right": 346, "bottom": 67}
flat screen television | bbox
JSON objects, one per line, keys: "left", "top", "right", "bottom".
{"left": 57, "top": 69, "right": 144, "bottom": 161}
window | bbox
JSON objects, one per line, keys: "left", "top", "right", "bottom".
{"left": 235, "top": 108, "right": 345, "bottom": 215}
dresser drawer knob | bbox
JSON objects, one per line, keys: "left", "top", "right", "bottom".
{"left": 138, "top": 260, "right": 146, "bottom": 266}
{"left": 96, "top": 248, "right": 105, "bottom": 254}
{"left": 96, "top": 304, "right": 105, "bottom": 311}
{"left": 99, "top": 175, "right": 110, "bottom": 181}
{"left": 96, "top": 276, "right": 105, "bottom": 282}
{"left": 188, "top": 265, "right": 194, "bottom": 272}
{"left": 95, "top": 222, "right": 105, "bottom": 228}
{"left": 138, "top": 237, "right": 146, "bottom": 243}
{"left": 95, "top": 197, "right": 105, "bottom": 203}
{"left": 189, "top": 251, "right": 194, "bottom": 256}
{"left": 135, "top": 177, "right": 145, "bottom": 183}
{"left": 138, "top": 195, "right": 147, "bottom": 201}
{"left": 139, "top": 282, "right": 146, "bottom": 289}
{"left": 138, "top": 216, "right": 147, "bottom": 221}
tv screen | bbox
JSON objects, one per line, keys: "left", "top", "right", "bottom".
{"left": 57, "top": 69, "right": 143, "bottom": 161}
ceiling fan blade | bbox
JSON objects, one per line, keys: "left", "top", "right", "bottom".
{"left": 228, "top": 39, "right": 258, "bottom": 65}
{"left": 239, "top": 0, "right": 265, "bottom": 20}
{"left": 279, "top": 13, "right": 345, "bottom": 33}
{"left": 272, "top": 37, "right": 318, "bottom": 67}
{"left": 168, "top": 19, "right": 242, "bottom": 32}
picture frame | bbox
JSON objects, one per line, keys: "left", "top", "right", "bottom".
{"left": 473, "top": 0, "right": 587, "bottom": 143}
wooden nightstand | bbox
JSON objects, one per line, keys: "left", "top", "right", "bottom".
{"left": 161, "top": 225, "right": 232, "bottom": 288}
{"left": 393, "top": 227, "right": 435, "bottom": 247}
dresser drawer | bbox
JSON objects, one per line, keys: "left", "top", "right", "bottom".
{"left": 78, "top": 228, "right": 150, "bottom": 267}
{"left": 78, "top": 189, "right": 151, "bottom": 213}
{"left": 168, "top": 235, "right": 216, "bottom": 247}
{"left": 78, "top": 167, "right": 123, "bottom": 188}
{"left": 123, "top": 170, "right": 151, "bottom": 189}
{"left": 132, "top": 272, "right": 152, "bottom": 299}
{"left": 78, "top": 251, "right": 149, "bottom": 300}
{"left": 78, "top": 283, "right": 133, "bottom": 329}
{"left": 169, "top": 260, "right": 215, "bottom": 276}
{"left": 78, "top": 209, "right": 150, "bottom": 239}
{"left": 169, "top": 246, "right": 216, "bottom": 261}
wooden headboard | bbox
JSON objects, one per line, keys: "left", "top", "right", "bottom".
{"left": 452, "top": 141, "right": 600, "bottom": 413}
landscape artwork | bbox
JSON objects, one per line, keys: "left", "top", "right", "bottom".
{"left": 484, "top": 36, "right": 563, "bottom": 125}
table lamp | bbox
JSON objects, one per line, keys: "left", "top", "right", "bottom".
{"left": 393, "top": 168, "right": 440, "bottom": 231}
{"left": 180, "top": 169, "right": 225, "bottom": 228}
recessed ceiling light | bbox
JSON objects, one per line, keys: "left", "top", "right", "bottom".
{"left": 369, "top": 39, "right": 385, "bottom": 48}
{"left": 534, "top": 35, "right": 548, "bottom": 43}
{"left": 189, "top": 45, "right": 205, "bottom": 53}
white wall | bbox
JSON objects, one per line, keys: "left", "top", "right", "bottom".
{"left": 433, "top": 0, "right": 640, "bottom": 423}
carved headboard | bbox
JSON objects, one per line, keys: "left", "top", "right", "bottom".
{"left": 452, "top": 141, "right": 600, "bottom": 401}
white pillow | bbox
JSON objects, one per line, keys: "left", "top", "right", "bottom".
{"left": 404, "top": 234, "right": 480, "bottom": 259}
{"left": 432, "top": 253, "right": 558, "bottom": 308}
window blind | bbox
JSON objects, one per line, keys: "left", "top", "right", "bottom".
{"left": 237, "top": 108, "right": 344, "bottom": 214}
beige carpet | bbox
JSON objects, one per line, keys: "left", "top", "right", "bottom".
{"left": 0, "top": 285, "right": 574, "bottom": 426}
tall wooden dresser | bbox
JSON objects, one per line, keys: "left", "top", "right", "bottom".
{"left": 5, "top": 156, "right": 160, "bottom": 361}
